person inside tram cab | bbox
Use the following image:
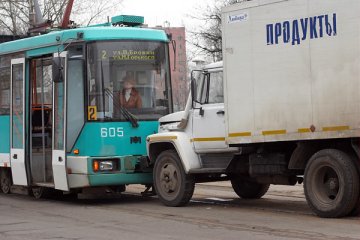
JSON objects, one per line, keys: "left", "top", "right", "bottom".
{"left": 119, "top": 76, "right": 142, "bottom": 109}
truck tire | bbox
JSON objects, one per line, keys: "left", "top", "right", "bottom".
{"left": 153, "top": 150, "right": 195, "bottom": 207}
{"left": 349, "top": 156, "right": 360, "bottom": 217}
{"left": 349, "top": 195, "right": 360, "bottom": 217}
{"left": 304, "top": 149, "right": 360, "bottom": 218}
{"left": 231, "top": 178, "right": 270, "bottom": 199}
{"left": 0, "top": 168, "right": 12, "bottom": 194}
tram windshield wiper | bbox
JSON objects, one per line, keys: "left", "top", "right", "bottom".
{"left": 99, "top": 60, "right": 138, "bottom": 128}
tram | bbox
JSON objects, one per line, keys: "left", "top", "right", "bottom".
{"left": 0, "top": 15, "right": 173, "bottom": 197}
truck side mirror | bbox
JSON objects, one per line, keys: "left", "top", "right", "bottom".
{"left": 52, "top": 57, "right": 64, "bottom": 83}
{"left": 191, "top": 70, "right": 201, "bottom": 108}
{"left": 191, "top": 78, "right": 197, "bottom": 107}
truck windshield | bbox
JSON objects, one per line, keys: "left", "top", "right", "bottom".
{"left": 87, "top": 41, "right": 172, "bottom": 122}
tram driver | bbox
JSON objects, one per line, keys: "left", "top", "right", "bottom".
{"left": 119, "top": 76, "right": 142, "bottom": 109}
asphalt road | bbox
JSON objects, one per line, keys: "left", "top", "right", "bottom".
{"left": 0, "top": 183, "right": 359, "bottom": 240}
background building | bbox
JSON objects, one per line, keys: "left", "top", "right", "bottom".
{"left": 162, "top": 27, "right": 188, "bottom": 111}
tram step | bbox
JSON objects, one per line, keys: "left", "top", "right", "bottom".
{"left": 33, "top": 182, "right": 55, "bottom": 188}
{"left": 10, "top": 185, "right": 29, "bottom": 195}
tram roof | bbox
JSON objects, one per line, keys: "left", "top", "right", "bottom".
{"left": 0, "top": 26, "right": 168, "bottom": 56}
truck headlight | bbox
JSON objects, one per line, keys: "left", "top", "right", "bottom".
{"left": 159, "top": 122, "right": 180, "bottom": 132}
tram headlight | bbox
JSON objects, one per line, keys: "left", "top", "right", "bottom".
{"left": 93, "top": 159, "right": 118, "bottom": 172}
{"left": 99, "top": 161, "right": 114, "bottom": 171}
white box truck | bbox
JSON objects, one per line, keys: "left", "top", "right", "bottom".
{"left": 146, "top": 0, "right": 360, "bottom": 218}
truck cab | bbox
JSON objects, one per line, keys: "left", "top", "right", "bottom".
{"left": 147, "top": 61, "right": 242, "bottom": 206}
{"left": 190, "top": 61, "right": 229, "bottom": 152}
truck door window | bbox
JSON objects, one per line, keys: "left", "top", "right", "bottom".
{"left": 195, "top": 72, "right": 209, "bottom": 104}
{"left": 208, "top": 71, "right": 223, "bottom": 104}
{"left": 200, "top": 73, "right": 209, "bottom": 104}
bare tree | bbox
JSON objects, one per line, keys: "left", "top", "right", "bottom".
{"left": 42, "top": 0, "right": 68, "bottom": 25}
{"left": 188, "top": 0, "right": 238, "bottom": 61}
{"left": 72, "top": 0, "right": 124, "bottom": 27}
{"left": 0, "top": 0, "right": 29, "bottom": 35}
{"left": 0, "top": 0, "right": 124, "bottom": 35}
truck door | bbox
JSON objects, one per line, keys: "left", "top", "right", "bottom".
{"left": 52, "top": 52, "right": 69, "bottom": 191}
{"left": 192, "top": 69, "right": 228, "bottom": 152}
{"left": 10, "top": 58, "right": 28, "bottom": 186}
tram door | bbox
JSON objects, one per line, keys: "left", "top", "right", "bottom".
{"left": 29, "top": 53, "right": 68, "bottom": 190}
{"left": 30, "top": 57, "right": 54, "bottom": 186}
{"left": 10, "top": 58, "right": 28, "bottom": 186}
{"left": 52, "top": 52, "right": 69, "bottom": 191}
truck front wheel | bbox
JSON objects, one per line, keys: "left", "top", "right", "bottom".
{"left": 231, "top": 177, "right": 270, "bottom": 199}
{"left": 304, "top": 149, "right": 360, "bottom": 218}
{"left": 153, "top": 150, "right": 195, "bottom": 207}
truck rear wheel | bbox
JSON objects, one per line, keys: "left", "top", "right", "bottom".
{"left": 153, "top": 150, "right": 195, "bottom": 207}
{"left": 231, "top": 177, "right": 270, "bottom": 199}
{"left": 0, "top": 168, "right": 12, "bottom": 194}
{"left": 304, "top": 149, "right": 360, "bottom": 218}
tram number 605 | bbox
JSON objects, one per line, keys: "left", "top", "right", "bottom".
{"left": 101, "top": 127, "right": 124, "bottom": 138}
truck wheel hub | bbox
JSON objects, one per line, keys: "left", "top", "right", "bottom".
{"left": 160, "top": 164, "right": 178, "bottom": 193}
{"left": 328, "top": 178, "right": 338, "bottom": 191}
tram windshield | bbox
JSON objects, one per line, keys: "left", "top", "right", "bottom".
{"left": 87, "top": 41, "right": 172, "bottom": 122}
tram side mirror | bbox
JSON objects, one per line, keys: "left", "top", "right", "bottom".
{"left": 52, "top": 57, "right": 64, "bottom": 83}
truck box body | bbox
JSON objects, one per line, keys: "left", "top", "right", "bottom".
{"left": 146, "top": 0, "right": 360, "bottom": 217}
{"left": 222, "top": 0, "right": 360, "bottom": 144}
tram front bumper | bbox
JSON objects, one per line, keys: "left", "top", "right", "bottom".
{"left": 66, "top": 156, "right": 153, "bottom": 189}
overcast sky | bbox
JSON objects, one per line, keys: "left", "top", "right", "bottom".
{"left": 119, "top": 0, "right": 219, "bottom": 61}
{"left": 121, "top": 0, "right": 211, "bottom": 28}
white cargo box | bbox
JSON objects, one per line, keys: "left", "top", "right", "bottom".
{"left": 222, "top": 0, "right": 360, "bottom": 144}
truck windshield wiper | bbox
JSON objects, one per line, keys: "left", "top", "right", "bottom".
{"left": 104, "top": 88, "right": 139, "bottom": 128}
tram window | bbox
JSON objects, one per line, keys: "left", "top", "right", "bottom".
{"left": 52, "top": 57, "right": 63, "bottom": 83}
{"left": 67, "top": 58, "right": 84, "bottom": 151}
{"left": 35, "top": 59, "right": 53, "bottom": 106}
{"left": 86, "top": 41, "right": 172, "bottom": 121}
{"left": 0, "top": 70, "right": 10, "bottom": 115}
{"left": 0, "top": 56, "right": 11, "bottom": 115}
{"left": 0, "top": 54, "right": 24, "bottom": 115}
{"left": 68, "top": 45, "right": 84, "bottom": 59}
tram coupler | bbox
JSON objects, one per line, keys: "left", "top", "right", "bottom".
{"left": 141, "top": 185, "right": 156, "bottom": 197}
